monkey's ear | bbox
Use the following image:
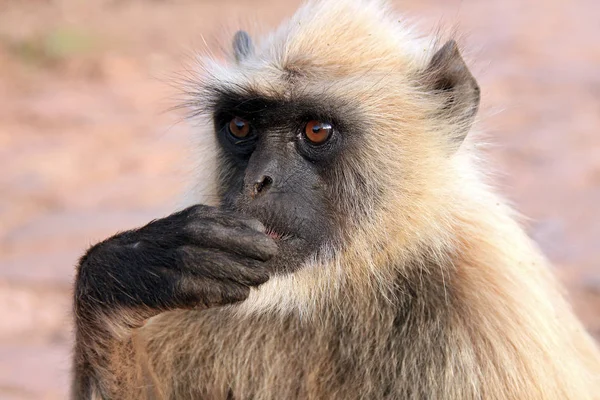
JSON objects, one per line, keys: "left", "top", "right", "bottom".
{"left": 423, "top": 40, "right": 480, "bottom": 146}
{"left": 232, "top": 30, "right": 254, "bottom": 62}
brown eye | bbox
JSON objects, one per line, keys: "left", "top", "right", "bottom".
{"left": 304, "top": 120, "right": 333, "bottom": 144}
{"left": 228, "top": 117, "right": 250, "bottom": 138}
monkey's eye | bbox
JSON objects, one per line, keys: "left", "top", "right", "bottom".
{"left": 228, "top": 117, "right": 251, "bottom": 139}
{"left": 304, "top": 120, "right": 332, "bottom": 145}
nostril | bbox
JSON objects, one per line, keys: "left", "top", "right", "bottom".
{"left": 253, "top": 175, "right": 273, "bottom": 197}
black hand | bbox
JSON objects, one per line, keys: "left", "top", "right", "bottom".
{"left": 74, "top": 205, "right": 277, "bottom": 322}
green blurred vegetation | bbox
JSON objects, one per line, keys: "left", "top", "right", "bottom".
{"left": 4, "top": 26, "right": 97, "bottom": 67}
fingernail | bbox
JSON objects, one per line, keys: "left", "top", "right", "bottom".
{"left": 261, "top": 236, "right": 279, "bottom": 256}
{"left": 242, "top": 219, "right": 266, "bottom": 233}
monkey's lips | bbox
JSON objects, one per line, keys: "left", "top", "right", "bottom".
{"left": 239, "top": 208, "right": 302, "bottom": 244}
{"left": 266, "top": 230, "right": 281, "bottom": 240}
{"left": 262, "top": 222, "right": 297, "bottom": 242}
{"left": 265, "top": 227, "right": 286, "bottom": 241}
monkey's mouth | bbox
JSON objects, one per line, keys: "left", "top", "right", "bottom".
{"left": 264, "top": 226, "right": 293, "bottom": 242}
{"left": 236, "top": 203, "right": 307, "bottom": 246}
{"left": 265, "top": 228, "right": 282, "bottom": 240}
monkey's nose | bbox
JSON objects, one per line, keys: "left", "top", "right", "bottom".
{"left": 252, "top": 175, "right": 273, "bottom": 198}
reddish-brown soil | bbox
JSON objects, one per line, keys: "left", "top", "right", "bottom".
{"left": 1, "top": 0, "right": 599, "bottom": 398}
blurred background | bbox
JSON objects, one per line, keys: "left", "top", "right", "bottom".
{"left": 0, "top": 0, "right": 599, "bottom": 398}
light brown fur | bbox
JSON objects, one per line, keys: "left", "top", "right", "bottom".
{"left": 79, "top": 0, "right": 600, "bottom": 398}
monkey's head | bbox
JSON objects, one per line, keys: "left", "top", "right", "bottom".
{"left": 191, "top": 0, "right": 480, "bottom": 278}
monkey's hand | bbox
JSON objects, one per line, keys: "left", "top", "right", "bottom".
{"left": 73, "top": 204, "right": 277, "bottom": 329}
{"left": 72, "top": 204, "right": 277, "bottom": 398}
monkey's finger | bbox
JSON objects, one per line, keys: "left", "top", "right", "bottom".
{"left": 200, "top": 212, "right": 268, "bottom": 234}
{"left": 184, "top": 205, "right": 267, "bottom": 233}
{"left": 235, "top": 217, "right": 267, "bottom": 233}
{"left": 184, "top": 222, "right": 278, "bottom": 261}
{"left": 176, "top": 275, "right": 251, "bottom": 308}
{"left": 176, "top": 246, "right": 271, "bottom": 287}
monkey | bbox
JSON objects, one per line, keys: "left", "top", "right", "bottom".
{"left": 71, "top": 0, "right": 600, "bottom": 398}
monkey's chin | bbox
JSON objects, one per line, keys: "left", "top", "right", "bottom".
{"left": 261, "top": 231, "right": 315, "bottom": 275}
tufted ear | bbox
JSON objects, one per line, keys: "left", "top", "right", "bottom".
{"left": 423, "top": 40, "right": 480, "bottom": 146}
{"left": 232, "top": 30, "right": 254, "bottom": 62}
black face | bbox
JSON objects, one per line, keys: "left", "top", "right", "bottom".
{"left": 207, "top": 88, "right": 366, "bottom": 273}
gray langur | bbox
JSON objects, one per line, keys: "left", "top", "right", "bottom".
{"left": 71, "top": 0, "right": 600, "bottom": 398}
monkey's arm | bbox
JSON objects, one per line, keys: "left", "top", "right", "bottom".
{"left": 71, "top": 205, "right": 277, "bottom": 399}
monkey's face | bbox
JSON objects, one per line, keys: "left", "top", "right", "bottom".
{"left": 195, "top": 4, "right": 479, "bottom": 274}
{"left": 209, "top": 90, "right": 371, "bottom": 273}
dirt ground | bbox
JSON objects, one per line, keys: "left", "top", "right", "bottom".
{"left": 0, "top": 0, "right": 599, "bottom": 398}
